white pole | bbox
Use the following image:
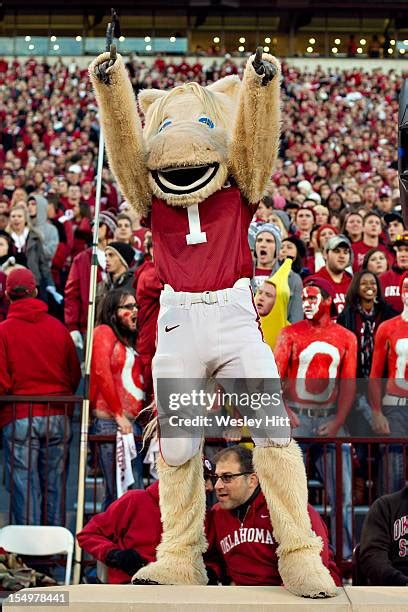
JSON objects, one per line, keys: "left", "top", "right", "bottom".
{"left": 73, "top": 124, "right": 105, "bottom": 585}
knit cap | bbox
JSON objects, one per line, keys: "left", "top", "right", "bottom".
{"left": 105, "top": 241, "right": 135, "bottom": 269}
{"left": 254, "top": 223, "right": 282, "bottom": 258}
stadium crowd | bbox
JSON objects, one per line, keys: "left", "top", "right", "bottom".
{"left": 0, "top": 53, "right": 408, "bottom": 586}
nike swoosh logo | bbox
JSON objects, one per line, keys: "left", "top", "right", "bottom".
{"left": 260, "top": 514, "right": 269, "bottom": 519}
{"left": 165, "top": 324, "right": 180, "bottom": 333}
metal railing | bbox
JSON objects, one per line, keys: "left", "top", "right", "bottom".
{"left": 1, "top": 396, "right": 407, "bottom": 579}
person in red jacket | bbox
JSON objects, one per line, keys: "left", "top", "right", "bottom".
{"left": 306, "top": 234, "right": 352, "bottom": 318}
{"left": 0, "top": 268, "right": 81, "bottom": 525}
{"left": 64, "top": 211, "right": 117, "bottom": 351}
{"left": 90, "top": 288, "right": 145, "bottom": 510}
{"left": 133, "top": 236, "right": 162, "bottom": 402}
{"left": 205, "top": 446, "right": 341, "bottom": 586}
{"left": 77, "top": 459, "right": 215, "bottom": 584}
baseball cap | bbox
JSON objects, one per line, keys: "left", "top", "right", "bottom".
{"left": 6, "top": 268, "right": 36, "bottom": 296}
{"left": 304, "top": 277, "right": 334, "bottom": 299}
{"left": 324, "top": 234, "right": 351, "bottom": 254}
{"left": 393, "top": 232, "right": 408, "bottom": 248}
{"left": 68, "top": 164, "right": 82, "bottom": 174}
{"left": 384, "top": 212, "right": 404, "bottom": 226}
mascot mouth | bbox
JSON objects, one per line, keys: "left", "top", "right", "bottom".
{"left": 151, "top": 163, "right": 219, "bottom": 195}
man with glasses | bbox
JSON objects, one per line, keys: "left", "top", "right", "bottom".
{"left": 205, "top": 446, "right": 340, "bottom": 586}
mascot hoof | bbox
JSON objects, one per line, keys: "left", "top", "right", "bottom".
{"left": 132, "top": 558, "right": 208, "bottom": 586}
{"left": 278, "top": 549, "right": 339, "bottom": 599}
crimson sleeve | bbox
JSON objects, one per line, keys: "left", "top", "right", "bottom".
{"left": 91, "top": 326, "right": 122, "bottom": 416}
{"left": 64, "top": 258, "right": 81, "bottom": 331}
{"left": 77, "top": 492, "right": 135, "bottom": 562}
{"left": 369, "top": 321, "right": 389, "bottom": 413}
{"left": 0, "top": 333, "right": 11, "bottom": 394}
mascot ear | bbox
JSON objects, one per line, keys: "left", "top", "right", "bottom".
{"left": 207, "top": 75, "right": 241, "bottom": 101}
{"left": 138, "top": 89, "right": 167, "bottom": 115}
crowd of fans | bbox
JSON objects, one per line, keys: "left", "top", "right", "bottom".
{"left": 0, "top": 53, "right": 408, "bottom": 585}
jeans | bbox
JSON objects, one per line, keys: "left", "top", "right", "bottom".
{"left": 3, "top": 415, "right": 71, "bottom": 525}
{"left": 295, "top": 413, "right": 353, "bottom": 559}
{"left": 93, "top": 418, "right": 144, "bottom": 510}
{"left": 379, "top": 405, "right": 408, "bottom": 495}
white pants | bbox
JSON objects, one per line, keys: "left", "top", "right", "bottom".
{"left": 153, "top": 279, "right": 290, "bottom": 465}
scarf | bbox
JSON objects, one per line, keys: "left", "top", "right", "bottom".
{"left": 357, "top": 304, "right": 376, "bottom": 378}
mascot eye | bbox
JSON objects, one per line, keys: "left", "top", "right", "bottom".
{"left": 198, "top": 116, "right": 215, "bottom": 129}
{"left": 158, "top": 119, "right": 172, "bottom": 133}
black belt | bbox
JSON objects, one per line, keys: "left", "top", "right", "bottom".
{"left": 290, "top": 406, "right": 336, "bottom": 418}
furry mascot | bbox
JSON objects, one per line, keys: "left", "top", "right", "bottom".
{"left": 89, "top": 48, "right": 337, "bottom": 598}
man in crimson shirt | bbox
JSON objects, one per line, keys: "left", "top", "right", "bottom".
{"left": 305, "top": 235, "right": 352, "bottom": 318}
{"left": 379, "top": 233, "right": 408, "bottom": 314}
{"left": 205, "top": 446, "right": 341, "bottom": 586}
{"left": 352, "top": 211, "right": 393, "bottom": 272}
{"left": 369, "top": 272, "right": 408, "bottom": 493}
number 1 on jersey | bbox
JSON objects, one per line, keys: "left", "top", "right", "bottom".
{"left": 186, "top": 203, "right": 207, "bottom": 245}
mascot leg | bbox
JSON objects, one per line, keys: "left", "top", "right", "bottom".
{"left": 253, "top": 441, "right": 338, "bottom": 598}
{"left": 232, "top": 341, "right": 338, "bottom": 598}
{"left": 133, "top": 441, "right": 208, "bottom": 585}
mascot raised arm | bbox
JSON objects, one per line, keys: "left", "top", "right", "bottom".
{"left": 89, "top": 48, "right": 337, "bottom": 598}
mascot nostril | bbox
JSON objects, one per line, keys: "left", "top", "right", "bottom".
{"left": 89, "top": 45, "right": 338, "bottom": 598}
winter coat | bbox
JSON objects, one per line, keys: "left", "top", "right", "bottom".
{"left": 0, "top": 297, "right": 81, "bottom": 427}
{"left": 11, "top": 230, "right": 54, "bottom": 289}
{"left": 77, "top": 481, "right": 160, "bottom": 584}
{"left": 64, "top": 248, "right": 103, "bottom": 333}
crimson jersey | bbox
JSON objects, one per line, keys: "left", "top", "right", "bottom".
{"left": 205, "top": 490, "right": 341, "bottom": 586}
{"left": 306, "top": 268, "right": 352, "bottom": 317}
{"left": 274, "top": 320, "right": 357, "bottom": 417}
{"left": 151, "top": 186, "right": 256, "bottom": 292}
{"left": 380, "top": 268, "right": 405, "bottom": 314}
{"left": 369, "top": 315, "right": 408, "bottom": 411}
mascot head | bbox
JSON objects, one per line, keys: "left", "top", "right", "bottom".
{"left": 138, "top": 76, "right": 241, "bottom": 207}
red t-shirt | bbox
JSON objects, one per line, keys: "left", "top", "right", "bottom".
{"left": 379, "top": 268, "right": 404, "bottom": 314}
{"left": 133, "top": 227, "right": 148, "bottom": 251}
{"left": 305, "top": 267, "right": 352, "bottom": 317}
{"left": 151, "top": 186, "right": 256, "bottom": 291}
{"left": 352, "top": 240, "right": 393, "bottom": 272}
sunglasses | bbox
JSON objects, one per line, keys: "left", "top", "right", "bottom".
{"left": 117, "top": 303, "right": 138, "bottom": 311}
